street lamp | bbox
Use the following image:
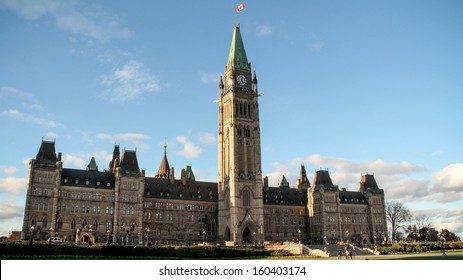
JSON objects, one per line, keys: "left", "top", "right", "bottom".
{"left": 374, "top": 235, "right": 377, "bottom": 245}
{"left": 253, "top": 232, "right": 257, "bottom": 247}
{"left": 202, "top": 230, "right": 207, "bottom": 244}
{"left": 323, "top": 235, "right": 327, "bottom": 245}
{"left": 346, "top": 230, "right": 350, "bottom": 244}
{"left": 29, "top": 226, "right": 35, "bottom": 245}
{"left": 106, "top": 229, "right": 111, "bottom": 245}
{"left": 145, "top": 226, "right": 150, "bottom": 247}
{"left": 298, "top": 230, "right": 302, "bottom": 244}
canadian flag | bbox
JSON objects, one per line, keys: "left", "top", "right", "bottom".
{"left": 236, "top": 3, "right": 246, "bottom": 12}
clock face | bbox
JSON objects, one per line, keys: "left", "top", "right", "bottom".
{"left": 236, "top": 75, "right": 247, "bottom": 86}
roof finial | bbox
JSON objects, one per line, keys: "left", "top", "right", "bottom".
{"left": 164, "top": 137, "right": 167, "bottom": 155}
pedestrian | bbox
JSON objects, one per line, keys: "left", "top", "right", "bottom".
{"left": 345, "top": 248, "right": 350, "bottom": 259}
{"left": 338, "top": 250, "right": 342, "bottom": 259}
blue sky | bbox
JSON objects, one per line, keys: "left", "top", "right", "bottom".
{"left": 1, "top": 0, "right": 462, "bottom": 238}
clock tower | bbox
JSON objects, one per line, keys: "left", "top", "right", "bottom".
{"left": 218, "top": 25, "right": 264, "bottom": 244}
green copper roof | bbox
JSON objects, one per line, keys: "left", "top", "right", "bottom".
{"left": 279, "top": 175, "right": 290, "bottom": 188}
{"left": 226, "top": 25, "right": 250, "bottom": 70}
{"left": 87, "top": 157, "right": 98, "bottom": 171}
{"left": 186, "top": 165, "right": 195, "bottom": 181}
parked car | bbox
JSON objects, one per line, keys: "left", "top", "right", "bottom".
{"left": 0, "top": 236, "right": 8, "bottom": 242}
{"left": 48, "top": 237, "right": 63, "bottom": 243}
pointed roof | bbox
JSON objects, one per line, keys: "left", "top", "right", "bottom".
{"left": 298, "top": 165, "right": 310, "bottom": 184}
{"left": 155, "top": 149, "right": 170, "bottom": 179}
{"left": 313, "top": 170, "right": 333, "bottom": 186}
{"left": 119, "top": 150, "right": 140, "bottom": 174}
{"left": 278, "top": 175, "right": 290, "bottom": 188}
{"left": 108, "top": 145, "right": 120, "bottom": 172}
{"left": 87, "top": 157, "right": 98, "bottom": 171}
{"left": 359, "top": 174, "right": 381, "bottom": 193}
{"left": 36, "top": 140, "right": 58, "bottom": 165}
{"left": 226, "top": 25, "right": 250, "bottom": 71}
{"left": 185, "top": 166, "right": 195, "bottom": 181}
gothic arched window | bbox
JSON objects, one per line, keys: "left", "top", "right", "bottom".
{"left": 242, "top": 188, "right": 251, "bottom": 207}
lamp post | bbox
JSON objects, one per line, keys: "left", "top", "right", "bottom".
{"left": 88, "top": 228, "right": 93, "bottom": 245}
{"left": 145, "top": 226, "right": 150, "bottom": 247}
{"left": 323, "top": 235, "right": 327, "bottom": 245}
{"left": 120, "top": 224, "right": 125, "bottom": 245}
{"left": 202, "top": 230, "right": 207, "bottom": 244}
{"left": 346, "top": 230, "right": 350, "bottom": 245}
{"left": 106, "top": 229, "right": 111, "bottom": 245}
{"left": 374, "top": 235, "right": 377, "bottom": 246}
{"left": 49, "top": 227, "right": 54, "bottom": 241}
{"left": 29, "top": 226, "right": 35, "bottom": 245}
{"left": 298, "top": 230, "right": 302, "bottom": 244}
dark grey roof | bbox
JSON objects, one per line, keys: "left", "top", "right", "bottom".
{"left": 313, "top": 170, "right": 339, "bottom": 191}
{"left": 119, "top": 150, "right": 140, "bottom": 174}
{"left": 143, "top": 177, "right": 218, "bottom": 202}
{"left": 61, "top": 168, "right": 115, "bottom": 189}
{"left": 36, "top": 140, "right": 57, "bottom": 166}
{"left": 263, "top": 187, "right": 307, "bottom": 206}
{"left": 339, "top": 191, "right": 368, "bottom": 205}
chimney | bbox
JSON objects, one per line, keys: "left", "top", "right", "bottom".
{"left": 181, "top": 168, "right": 186, "bottom": 185}
{"left": 263, "top": 176, "right": 269, "bottom": 190}
{"left": 169, "top": 167, "right": 175, "bottom": 185}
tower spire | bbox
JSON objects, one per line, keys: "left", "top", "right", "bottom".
{"left": 156, "top": 139, "right": 170, "bottom": 179}
{"left": 226, "top": 25, "right": 250, "bottom": 71}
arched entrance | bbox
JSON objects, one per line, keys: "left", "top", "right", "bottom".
{"left": 242, "top": 227, "right": 252, "bottom": 243}
{"left": 225, "top": 227, "right": 231, "bottom": 241}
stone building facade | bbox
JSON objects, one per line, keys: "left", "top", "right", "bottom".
{"left": 21, "top": 25, "right": 387, "bottom": 246}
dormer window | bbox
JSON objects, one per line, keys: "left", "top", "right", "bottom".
{"left": 85, "top": 180, "right": 90, "bottom": 185}
{"left": 106, "top": 182, "right": 111, "bottom": 187}
{"left": 64, "top": 178, "right": 68, "bottom": 183}
{"left": 75, "top": 179, "right": 79, "bottom": 184}
{"left": 96, "top": 181, "right": 100, "bottom": 186}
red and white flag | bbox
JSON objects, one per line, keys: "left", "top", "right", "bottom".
{"left": 236, "top": 3, "right": 246, "bottom": 12}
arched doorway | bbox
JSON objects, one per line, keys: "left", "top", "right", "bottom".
{"left": 242, "top": 227, "right": 252, "bottom": 243}
{"left": 81, "top": 234, "right": 90, "bottom": 243}
{"left": 225, "top": 226, "right": 231, "bottom": 241}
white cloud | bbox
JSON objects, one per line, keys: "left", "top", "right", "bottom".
{"left": 176, "top": 136, "right": 202, "bottom": 159}
{"left": 200, "top": 72, "right": 221, "bottom": 84}
{"left": 257, "top": 24, "right": 273, "bottom": 37}
{"left": 0, "top": 87, "right": 33, "bottom": 99}
{"left": 100, "top": 60, "right": 161, "bottom": 102}
{"left": 266, "top": 154, "right": 462, "bottom": 205}
{"left": 2, "top": 109, "right": 63, "bottom": 128}
{"left": 0, "top": 177, "right": 27, "bottom": 196}
{"left": 199, "top": 132, "right": 216, "bottom": 146}
{"left": 21, "top": 102, "right": 43, "bottom": 110}
{"left": 0, "top": 200, "right": 24, "bottom": 220}
{"left": 307, "top": 154, "right": 428, "bottom": 175}
{"left": 46, "top": 131, "right": 59, "bottom": 139}
{"left": 96, "top": 132, "right": 151, "bottom": 150}
{"left": 0, "top": 0, "right": 133, "bottom": 42}
{"left": 3, "top": 166, "right": 18, "bottom": 176}
{"left": 62, "top": 154, "right": 85, "bottom": 168}
{"left": 433, "top": 163, "right": 463, "bottom": 192}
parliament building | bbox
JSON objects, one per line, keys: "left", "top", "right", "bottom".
{"left": 21, "top": 25, "right": 387, "bottom": 246}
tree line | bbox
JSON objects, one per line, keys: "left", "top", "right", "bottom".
{"left": 385, "top": 200, "right": 460, "bottom": 243}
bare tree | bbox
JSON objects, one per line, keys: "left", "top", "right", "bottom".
{"left": 414, "top": 214, "right": 434, "bottom": 230}
{"left": 386, "top": 201, "right": 412, "bottom": 241}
